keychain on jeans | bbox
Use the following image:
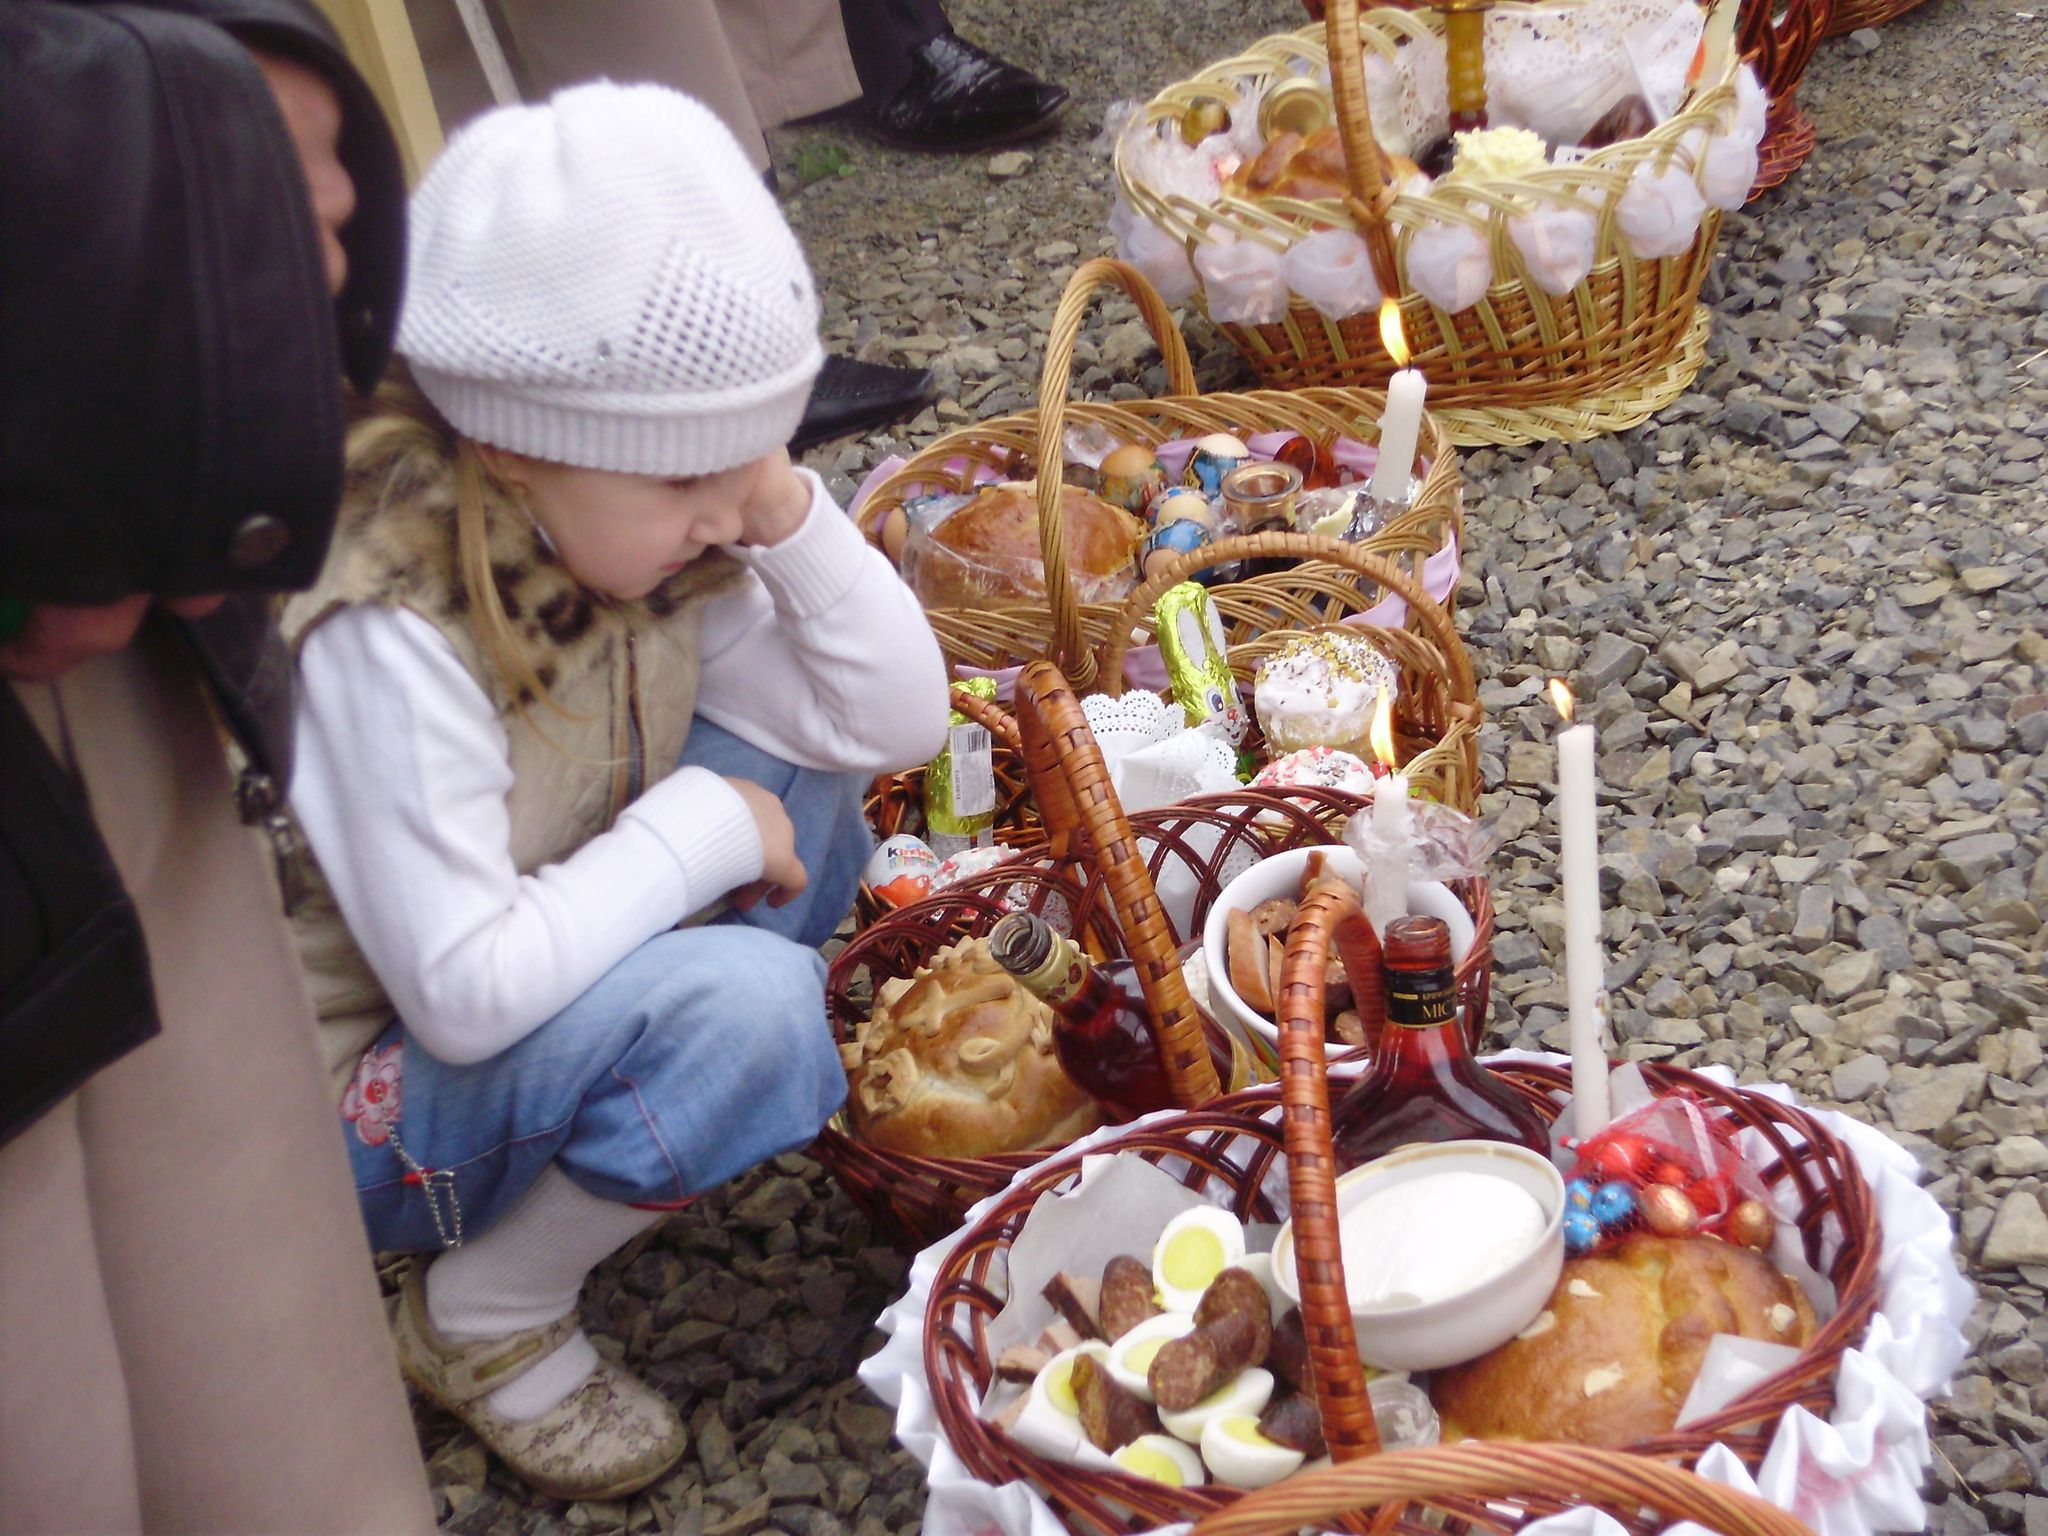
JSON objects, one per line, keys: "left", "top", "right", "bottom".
{"left": 389, "top": 1127, "right": 464, "bottom": 1249}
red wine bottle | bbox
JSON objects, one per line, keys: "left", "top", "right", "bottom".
{"left": 1330, "top": 915, "right": 1548, "bottom": 1168}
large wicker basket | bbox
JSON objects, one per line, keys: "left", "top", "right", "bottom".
{"left": 1119, "top": 0, "right": 1741, "bottom": 445}
{"left": 822, "top": 663, "right": 1496, "bottom": 1250}
{"left": 913, "top": 884, "right": 1882, "bottom": 1534}
{"left": 854, "top": 259, "right": 1465, "bottom": 689}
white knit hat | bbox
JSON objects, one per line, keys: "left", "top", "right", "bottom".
{"left": 398, "top": 83, "right": 823, "bottom": 477}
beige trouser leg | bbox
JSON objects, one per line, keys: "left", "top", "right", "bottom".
{"left": 405, "top": 0, "right": 860, "bottom": 169}
{"left": 0, "top": 1099, "right": 144, "bottom": 1536}
{"left": 1, "top": 636, "right": 434, "bottom": 1536}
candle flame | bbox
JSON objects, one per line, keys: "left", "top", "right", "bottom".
{"left": 1369, "top": 686, "right": 1398, "bottom": 768}
{"left": 1379, "top": 298, "right": 1410, "bottom": 368}
{"left": 1549, "top": 678, "right": 1576, "bottom": 724}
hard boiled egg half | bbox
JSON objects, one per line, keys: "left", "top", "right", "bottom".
{"left": 1200, "top": 1412, "right": 1304, "bottom": 1490}
{"left": 1104, "top": 1312, "right": 1195, "bottom": 1403}
{"left": 1009, "top": 1343, "right": 1115, "bottom": 1470}
{"left": 1158, "top": 1366, "right": 1275, "bottom": 1443}
{"left": 1111, "top": 1433, "right": 1206, "bottom": 1488}
{"left": 1151, "top": 1206, "right": 1247, "bottom": 1312}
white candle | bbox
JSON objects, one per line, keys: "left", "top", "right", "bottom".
{"left": 1552, "top": 682, "right": 1610, "bottom": 1139}
{"left": 1368, "top": 368, "right": 1426, "bottom": 506}
{"left": 1367, "top": 770, "right": 1411, "bottom": 938}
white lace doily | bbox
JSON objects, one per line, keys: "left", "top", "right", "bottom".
{"left": 1080, "top": 692, "right": 1241, "bottom": 814}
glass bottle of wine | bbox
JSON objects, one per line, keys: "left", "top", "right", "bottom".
{"left": 988, "top": 913, "right": 1250, "bottom": 1121}
{"left": 1329, "top": 914, "right": 1549, "bottom": 1168}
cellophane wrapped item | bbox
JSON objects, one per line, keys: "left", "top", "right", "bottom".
{"left": 1280, "top": 227, "right": 1383, "bottom": 320}
{"left": 1192, "top": 232, "right": 1291, "bottom": 324}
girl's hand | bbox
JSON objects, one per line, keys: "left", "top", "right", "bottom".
{"left": 723, "top": 775, "right": 809, "bottom": 908}
{"left": 733, "top": 450, "right": 811, "bottom": 549}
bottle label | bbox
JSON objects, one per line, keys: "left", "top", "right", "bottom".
{"left": 1386, "top": 967, "right": 1457, "bottom": 1029}
{"left": 948, "top": 723, "right": 996, "bottom": 817}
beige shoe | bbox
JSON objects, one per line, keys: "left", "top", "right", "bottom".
{"left": 391, "top": 1267, "right": 686, "bottom": 1502}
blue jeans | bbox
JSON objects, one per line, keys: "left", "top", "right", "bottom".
{"left": 345, "top": 720, "right": 873, "bottom": 1251}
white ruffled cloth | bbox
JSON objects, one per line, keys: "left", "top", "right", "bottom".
{"left": 859, "top": 1055, "right": 1972, "bottom": 1536}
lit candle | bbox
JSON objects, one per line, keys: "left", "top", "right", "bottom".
{"left": 1366, "top": 687, "right": 1410, "bottom": 938}
{"left": 1550, "top": 680, "right": 1610, "bottom": 1139}
{"left": 1368, "top": 300, "right": 1425, "bottom": 507}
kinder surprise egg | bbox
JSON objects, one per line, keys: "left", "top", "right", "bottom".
{"left": 863, "top": 834, "right": 940, "bottom": 908}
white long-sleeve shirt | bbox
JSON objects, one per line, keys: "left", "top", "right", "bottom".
{"left": 290, "top": 471, "right": 947, "bottom": 1066}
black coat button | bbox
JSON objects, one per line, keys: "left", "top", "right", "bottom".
{"left": 228, "top": 514, "right": 291, "bottom": 570}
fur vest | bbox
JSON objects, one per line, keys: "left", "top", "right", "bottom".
{"left": 281, "top": 446, "right": 744, "bottom": 1098}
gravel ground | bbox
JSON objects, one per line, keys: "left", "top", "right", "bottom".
{"left": 416, "top": 1, "right": 2048, "bottom": 1531}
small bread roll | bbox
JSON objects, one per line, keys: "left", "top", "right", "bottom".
{"left": 1430, "top": 1234, "right": 1817, "bottom": 1448}
{"left": 841, "top": 937, "right": 1104, "bottom": 1158}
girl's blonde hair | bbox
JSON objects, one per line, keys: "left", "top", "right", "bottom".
{"left": 345, "top": 371, "right": 573, "bottom": 721}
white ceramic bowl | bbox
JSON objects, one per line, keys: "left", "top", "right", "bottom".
{"left": 1270, "top": 1141, "right": 1565, "bottom": 1372}
{"left": 1200, "top": 846, "right": 1475, "bottom": 1057}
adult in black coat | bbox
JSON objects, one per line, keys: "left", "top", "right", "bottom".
{"left": 0, "top": 3, "right": 434, "bottom": 1529}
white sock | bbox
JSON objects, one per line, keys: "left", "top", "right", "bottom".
{"left": 424, "top": 1165, "right": 662, "bottom": 1422}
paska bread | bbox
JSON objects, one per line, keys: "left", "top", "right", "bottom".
{"left": 841, "top": 936, "right": 1104, "bottom": 1158}
{"left": 906, "top": 482, "right": 1142, "bottom": 609}
{"left": 1430, "top": 1233, "right": 1817, "bottom": 1448}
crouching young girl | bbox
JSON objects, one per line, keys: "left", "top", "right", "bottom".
{"left": 280, "top": 83, "right": 948, "bottom": 1501}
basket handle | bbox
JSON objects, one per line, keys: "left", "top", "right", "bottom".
{"left": 1035, "top": 259, "right": 1202, "bottom": 690}
{"left": 1094, "top": 531, "right": 1476, "bottom": 707}
{"left": 1013, "top": 660, "right": 1221, "bottom": 1106}
{"left": 1326, "top": 0, "right": 1403, "bottom": 299}
{"left": 951, "top": 682, "right": 1022, "bottom": 751}
{"left": 1190, "top": 1443, "right": 1816, "bottom": 1536}
{"left": 1274, "top": 883, "right": 1380, "bottom": 1462}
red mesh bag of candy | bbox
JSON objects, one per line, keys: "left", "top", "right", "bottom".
{"left": 1558, "top": 1091, "right": 1776, "bottom": 1255}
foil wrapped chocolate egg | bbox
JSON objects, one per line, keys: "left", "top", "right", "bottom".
{"left": 1562, "top": 1211, "right": 1602, "bottom": 1255}
{"left": 1724, "top": 1199, "right": 1775, "bottom": 1250}
{"left": 1590, "top": 1181, "right": 1637, "bottom": 1226}
{"left": 1180, "top": 100, "right": 1232, "bottom": 145}
{"left": 1639, "top": 1183, "right": 1699, "bottom": 1238}
{"left": 1564, "top": 1178, "right": 1595, "bottom": 1212}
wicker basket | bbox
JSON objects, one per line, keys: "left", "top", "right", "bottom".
{"left": 822, "top": 663, "right": 1496, "bottom": 1250}
{"left": 1292, "top": 0, "right": 1830, "bottom": 200}
{"left": 1823, "top": 0, "right": 1932, "bottom": 36}
{"left": 857, "top": 522, "right": 1486, "bottom": 926}
{"left": 1119, "top": 0, "right": 1742, "bottom": 446}
{"left": 854, "top": 259, "right": 1465, "bottom": 688}
{"left": 914, "top": 885, "right": 1882, "bottom": 1534}
{"left": 1189, "top": 1444, "right": 1814, "bottom": 1536}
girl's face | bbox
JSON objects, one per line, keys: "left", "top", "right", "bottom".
{"left": 493, "top": 456, "right": 754, "bottom": 601}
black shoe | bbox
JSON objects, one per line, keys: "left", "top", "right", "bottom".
{"left": 862, "top": 32, "right": 1069, "bottom": 153}
{"left": 792, "top": 355, "right": 935, "bottom": 453}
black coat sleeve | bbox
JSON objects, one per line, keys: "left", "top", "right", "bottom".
{"left": 0, "top": 0, "right": 403, "bottom": 605}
